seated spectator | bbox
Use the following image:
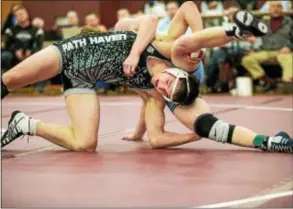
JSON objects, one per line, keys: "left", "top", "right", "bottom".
{"left": 144, "top": 0, "right": 167, "bottom": 18}
{"left": 1, "top": 5, "right": 44, "bottom": 71}
{"left": 260, "top": 0, "right": 292, "bottom": 12}
{"left": 156, "top": 1, "right": 192, "bottom": 40}
{"left": 234, "top": 0, "right": 257, "bottom": 10}
{"left": 84, "top": 12, "right": 107, "bottom": 32}
{"left": 201, "top": 0, "right": 224, "bottom": 27}
{"left": 132, "top": 8, "right": 145, "bottom": 17}
{"left": 106, "top": 8, "right": 131, "bottom": 32}
{"left": 156, "top": 1, "right": 180, "bottom": 38}
{"left": 61, "top": 10, "right": 81, "bottom": 39}
{"left": 117, "top": 8, "right": 131, "bottom": 21}
{"left": 242, "top": 1, "right": 293, "bottom": 92}
{"left": 205, "top": 5, "right": 258, "bottom": 93}
{"left": 1, "top": 4, "right": 20, "bottom": 35}
{"left": 32, "top": 17, "right": 45, "bottom": 30}
{"left": 66, "top": 10, "right": 79, "bottom": 27}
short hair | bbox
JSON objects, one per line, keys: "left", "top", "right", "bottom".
{"left": 85, "top": 12, "right": 99, "bottom": 18}
{"left": 173, "top": 75, "right": 200, "bottom": 105}
{"left": 12, "top": 5, "right": 27, "bottom": 14}
{"left": 67, "top": 10, "right": 78, "bottom": 17}
{"left": 166, "top": 0, "right": 180, "bottom": 7}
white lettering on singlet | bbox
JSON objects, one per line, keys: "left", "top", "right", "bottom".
{"left": 62, "top": 34, "right": 127, "bottom": 53}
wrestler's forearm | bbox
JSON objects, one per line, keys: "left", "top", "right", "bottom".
{"left": 129, "top": 15, "right": 158, "bottom": 56}
{"left": 133, "top": 100, "right": 147, "bottom": 137}
{"left": 150, "top": 132, "right": 200, "bottom": 149}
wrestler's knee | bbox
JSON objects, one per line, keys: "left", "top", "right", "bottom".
{"left": 194, "top": 113, "right": 235, "bottom": 143}
{"left": 148, "top": 136, "right": 161, "bottom": 149}
{"left": 241, "top": 55, "right": 256, "bottom": 66}
{"left": 181, "top": 1, "right": 197, "bottom": 8}
{"left": 2, "top": 71, "right": 16, "bottom": 88}
{"left": 73, "top": 141, "right": 97, "bottom": 152}
{"left": 72, "top": 135, "right": 97, "bottom": 152}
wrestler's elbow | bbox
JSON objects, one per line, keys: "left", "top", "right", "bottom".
{"left": 148, "top": 135, "right": 162, "bottom": 149}
{"left": 114, "top": 19, "right": 130, "bottom": 31}
{"left": 142, "top": 15, "right": 158, "bottom": 29}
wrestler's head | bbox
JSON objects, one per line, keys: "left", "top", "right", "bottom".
{"left": 151, "top": 68, "right": 200, "bottom": 105}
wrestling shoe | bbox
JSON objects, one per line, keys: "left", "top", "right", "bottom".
{"left": 262, "top": 132, "right": 293, "bottom": 153}
{"left": 1, "top": 111, "right": 35, "bottom": 148}
{"left": 233, "top": 10, "right": 268, "bottom": 37}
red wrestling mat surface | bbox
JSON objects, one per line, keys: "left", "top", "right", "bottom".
{"left": 1, "top": 95, "right": 293, "bottom": 207}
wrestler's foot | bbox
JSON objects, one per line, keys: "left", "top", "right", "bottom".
{"left": 1, "top": 111, "right": 37, "bottom": 148}
{"left": 263, "top": 132, "right": 293, "bottom": 153}
{"left": 233, "top": 10, "right": 268, "bottom": 37}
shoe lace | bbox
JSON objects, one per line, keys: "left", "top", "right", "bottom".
{"left": 21, "top": 135, "right": 31, "bottom": 143}
{"left": 4, "top": 121, "right": 21, "bottom": 144}
{"left": 271, "top": 139, "right": 293, "bottom": 153}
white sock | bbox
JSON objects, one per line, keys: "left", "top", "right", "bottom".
{"left": 15, "top": 112, "right": 39, "bottom": 136}
{"left": 28, "top": 118, "right": 39, "bottom": 135}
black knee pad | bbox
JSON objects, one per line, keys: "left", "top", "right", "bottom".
{"left": 194, "top": 113, "right": 235, "bottom": 143}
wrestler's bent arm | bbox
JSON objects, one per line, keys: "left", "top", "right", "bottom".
{"left": 115, "top": 15, "right": 158, "bottom": 76}
{"left": 125, "top": 92, "right": 147, "bottom": 140}
{"left": 145, "top": 97, "right": 200, "bottom": 149}
{"left": 115, "top": 15, "right": 158, "bottom": 56}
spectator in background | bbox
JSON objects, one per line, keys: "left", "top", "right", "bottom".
{"left": 234, "top": 0, "right": 257, "bottom": 10}
{"left": 260, "top": 0, "right": 292, "bottom": 12}
{"left": 1, "top": 5, "right": 44, "bottom": 71}
{"left": 66, "top": 10, "right": 79, "bottom": 27}
{"left": 117, "top": 8, "right": 131, "bottom": 21}
{"left": 242, "top": 1, "right": 293, "bottom": 92}
{"left": 84, "top": 12, "right": 107, "bottom": 32}
{"left": 144, "top": 0, "right": 167, "bottom": 18}
{"left": 201, "top": 0, "right": 224, "bottom": 27}
{"left": 133, "top": 8, "right": 145, "bottom": 17}
{"left": 156, "top": 1, "right": 180, "bottom": 38}
{"left": 205, "top": 5, "right": 258, "bottom": 93}
{"left": 32, "top": 17, "right": 45, "bottom": 30}
{"left": 156, "top": 0, "right": 192, "bottom": 40}
{"left": 1, "top": 4, "right": 20, "bottom": 35}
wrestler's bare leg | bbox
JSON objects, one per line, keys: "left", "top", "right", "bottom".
{"left": 36, "top": 93, "right": 100, "bottom": 151}
{"left": 164, "top": 1, "right": 203, "bottom": 41}
{"left": 173, "top": 98, "right": 280, "bottom": 149}
{"left": 2, "top": 93, "right": 100, "bottom": 151}
{"left": 2, "top": 46, "right": 60, "bottom": 90}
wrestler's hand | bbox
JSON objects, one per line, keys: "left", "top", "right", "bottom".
{"left": 123, "top": 52, "right": 140, "bottom": 77}
{"left": 15, "top": 49, "right": 24, "bottom": 61}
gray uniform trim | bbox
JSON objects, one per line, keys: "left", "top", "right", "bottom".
{"left": 208, "top": 120, "right": 230, "bottom": 143}
{"left": 49, "top": 45, "right": 63, "bottom": 74}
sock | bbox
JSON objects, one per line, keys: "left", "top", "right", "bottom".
{"left": 253, "top": 134, "right": 269, "bottom": 151}
{"left": 28, "top": 118, "right": 39, "bottom": 135}
{"left": 16, "top": 112, "right": 39, "bottom": 136}
{"left": 1, "top": 77, "right": 9, "bottom": 99}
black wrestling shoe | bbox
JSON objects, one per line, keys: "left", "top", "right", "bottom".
{"left": 265, "top": 132, "right": 293, "bottom": 153}
{"left": 1, "top": 111, "right": 30, "bottom": 148}
{"left": 233, "top": 10, "right": 268, "bottom": 37}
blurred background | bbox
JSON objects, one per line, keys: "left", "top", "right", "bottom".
{"left": 1, "top": 0, "right": 293, "bottom": 96}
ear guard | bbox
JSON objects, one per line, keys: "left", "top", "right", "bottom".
{"left": 162, "top": 68, "right": 190, "bottom": 103}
